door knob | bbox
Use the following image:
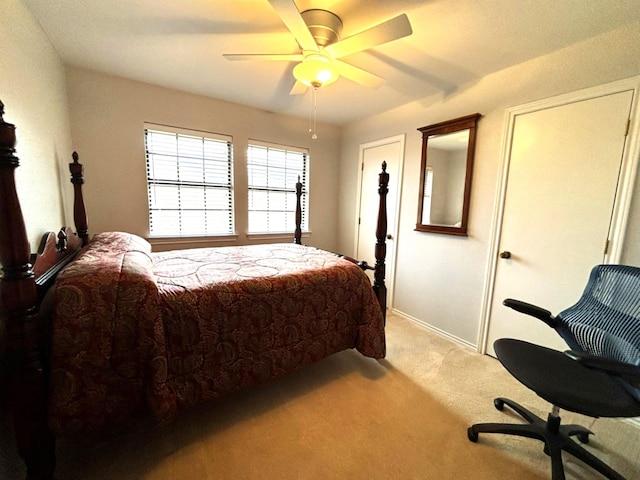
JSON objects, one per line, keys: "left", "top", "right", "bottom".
{"left": 499, "top": 251, "right": 511, "bottom": 259}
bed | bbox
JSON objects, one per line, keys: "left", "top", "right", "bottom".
{"left": 0, "top": 100, "right": 389, "bottom": 479}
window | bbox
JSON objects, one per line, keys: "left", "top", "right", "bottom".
{"left": 247, "top": 141, "right": 309, "bottom": 234}
{"left": 421, "top": 167, "right": 433, "bottom": 225}
{"left": 145, "top": 125, "right": 234, "bottom": 237}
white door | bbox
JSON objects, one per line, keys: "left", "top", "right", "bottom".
{"left": 356, "top": 135, "right": 404, "bottom": 309}
{"left": 485, "top": 88, "right": 634, "bottom": 355}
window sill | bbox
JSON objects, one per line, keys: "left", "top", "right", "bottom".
{"left": 246, "top": 231, "right": 311, "bottom": 242}
{"left": 148, "top": 234, "right": 239, "bottom": 249}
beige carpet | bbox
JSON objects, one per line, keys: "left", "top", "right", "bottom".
{"left": 3, "top": 313, "right": 640, "bottom": 479}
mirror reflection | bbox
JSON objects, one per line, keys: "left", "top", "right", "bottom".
{"left": 421, "top": 129, "right": 470, "bottom": 226}
{"left": 416, "top": 113, "right": 480, "bottom": 236}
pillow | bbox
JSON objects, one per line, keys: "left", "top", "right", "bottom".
{"left": 89, "top": 231, "right": 152, "bottom": 255}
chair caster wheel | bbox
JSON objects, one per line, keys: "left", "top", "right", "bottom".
{"left": 494, "top": 398, "right": 505, "bottom": 411}
{"left": 577, "top": 433, "right": 590, "bottom": 444}
{"left": 468, "top": 427, "right": 479, "bottom": 442}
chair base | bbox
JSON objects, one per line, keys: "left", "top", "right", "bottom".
{"left": 468, "top": 397, "right": 626, "bottom": 480}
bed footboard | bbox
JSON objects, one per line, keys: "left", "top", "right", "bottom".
{"left": 373, "top": 161, "right": 389, "bottom": 322}
{"left": 330, "top": 163, "right": 389, "bottom": 322}
{"left": 291, "top": 162, "right": 389, "bottom": 321}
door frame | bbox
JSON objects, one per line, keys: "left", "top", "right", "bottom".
{"left": 354, "top": 134, "right": 405, "bottom": 310}
{"left": 478, "top": 76, "right": 640, "bottom": 353}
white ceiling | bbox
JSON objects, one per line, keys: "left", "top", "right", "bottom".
{"left": 22, "top": 0, "right": 640, "bottom": 125}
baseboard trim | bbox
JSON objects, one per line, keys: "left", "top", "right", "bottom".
{"left": 390, "top": 308, "right": 477, "bottom": 351}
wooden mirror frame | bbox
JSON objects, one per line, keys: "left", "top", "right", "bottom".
{"left": 416, "top": 113, "right": 481, "bottom": 236}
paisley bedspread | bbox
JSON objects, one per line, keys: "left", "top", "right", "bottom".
{"left": 49, "top": 232, "right": 385, "bottom": 435}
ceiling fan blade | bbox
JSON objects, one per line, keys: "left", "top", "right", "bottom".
{"left": 289, "top": 81, "right": 308, "bottom": 95}
{"left": 268, "top": 0, "right": 318, "bottom": 52}
{"left": 325, "top": 14, "right": 412, "bottom": 59}
{"left": 335, "top": 60, "right": 385, "bottom": 89}
{"left": 223, "top": 53, "right": 303, "bottom": 61}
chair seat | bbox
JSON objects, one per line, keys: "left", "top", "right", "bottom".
{"left": 495, "top": 338, "right": 640, "bottom": 418}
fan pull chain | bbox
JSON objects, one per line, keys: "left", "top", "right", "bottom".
{"left": 309, "top": 86, "right": 318, "bottom": 140}
{"left": 308, "top": 87, "right": 314, "bottom": 137}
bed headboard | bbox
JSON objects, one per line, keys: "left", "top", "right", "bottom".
{"left": 0, "top": 100, "right": 81, "bottom": 477}
{"left": 0, "top": 99, "right": 41, "bottom": 372}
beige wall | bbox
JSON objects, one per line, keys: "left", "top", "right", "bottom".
{"left": 65, "top": 67, "right": 341, "bottom": 252}
{"left": 1, "top": 0, "right": 73, "bottom": 250}
{"left": 339, "top": 23, "right": 640, "bottom": 347}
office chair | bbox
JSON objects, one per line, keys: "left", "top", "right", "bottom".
{"left": 468, "top": 264, "right": 640, "bottom": 480}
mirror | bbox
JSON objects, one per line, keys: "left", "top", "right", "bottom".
{"left": 416, "top": 113, "right": 481, "bottom": 236}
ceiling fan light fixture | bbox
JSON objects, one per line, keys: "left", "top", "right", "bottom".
{"left": 293, "top": 53, "right": 339, "bottom": 88}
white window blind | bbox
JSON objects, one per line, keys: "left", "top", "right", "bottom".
{"left": 145, "top": 125, "right": 234, "bottom": 237}
{"left": 247, "top": 142, "right": 309, "bottom": 234}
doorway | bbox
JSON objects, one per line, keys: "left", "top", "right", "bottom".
{"left": 481, "top": 79, "right": 639, "bottom": 355}
{"left": 355, "top": 135, "right": 404, "bottom": 310}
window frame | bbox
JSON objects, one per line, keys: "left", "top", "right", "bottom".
{"left": 421, "top": 166, "right": 434, "bottom": 225}
{"left": 246, "top": 140, "right": 310, "bottom": 237}
{"left": 144, "top": 123, "right": 235, "bottom": 239}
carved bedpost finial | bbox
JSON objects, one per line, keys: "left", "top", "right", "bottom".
{"left": 69, "top": 151, "right": 84, "bottom": 185}
{"left": 0, "top": 100, "right": 19, "bottom": 166}
{"left": 69, "top": 151, "right": 89, "bottom": 245}
{"left": 382, "top": 160, "right": 387, "bottom": 172}
{"left": 57, "top": 229, "right": 68, "bottom": 252}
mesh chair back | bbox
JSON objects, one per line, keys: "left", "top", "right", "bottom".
{"left": 556, "top": 264, "right": 640, "bottom": 400}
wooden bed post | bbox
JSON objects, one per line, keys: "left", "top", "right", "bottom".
{"left": 69, "top": 152, "right": 89, "bottom": 246}
{"left": 374, "top": 162, "right": 389, "bottom": 323}
{"left": 0, "top": 101, "right": 56, "bottom": 479}
{"left": 294, "top": 176, "right": 302, "bottom": 245}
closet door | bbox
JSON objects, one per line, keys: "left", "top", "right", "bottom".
{"left": 485, "top": 88, "right": 634, "bottom": 354}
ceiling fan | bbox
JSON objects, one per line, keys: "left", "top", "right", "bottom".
{"left": 223, "top": 0, "right": 413, "bottom": 94}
